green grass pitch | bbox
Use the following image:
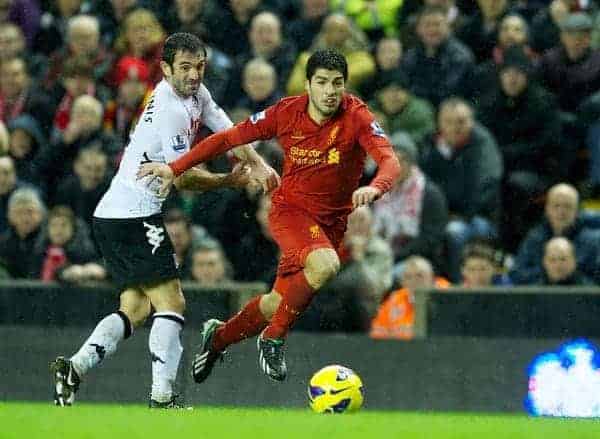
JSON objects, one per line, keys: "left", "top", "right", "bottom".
{"left": 2, "top": 402, "right": 599, "bottom": 439}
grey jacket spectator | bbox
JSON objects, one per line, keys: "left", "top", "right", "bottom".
{"left": 419, "top": 105, "right": 503, "bottom": 220}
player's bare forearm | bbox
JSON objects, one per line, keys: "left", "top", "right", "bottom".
{"left": 232, "top": 144, "right": 263, "bottom": 164}
{"left": 174, "top": 166, "right": 246, "bottom": 192}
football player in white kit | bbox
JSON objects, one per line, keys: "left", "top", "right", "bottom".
{"left": 50, "top": 33, "right": 279, "bottom": 408}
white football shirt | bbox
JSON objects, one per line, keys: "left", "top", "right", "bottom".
{"left": 94, "top": 79, "right": 232, "bottom": 218}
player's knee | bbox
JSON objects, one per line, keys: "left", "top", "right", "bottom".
{"left": 304, "top": 248, "right": 340, "bottom": 290}
{"left": 259, "top": 291, "right": 282, "bottom": 320}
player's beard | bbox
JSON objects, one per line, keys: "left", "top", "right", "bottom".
{"left": 172, "top": 77, "right": 200, "bottom": 98}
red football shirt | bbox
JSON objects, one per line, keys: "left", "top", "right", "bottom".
{"left": 170, "top": 93, "right": 399, "bottom": 223}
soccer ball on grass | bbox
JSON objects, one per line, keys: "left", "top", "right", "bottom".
{"left": 308, "top": 365, "right": 364, "bottom": 413}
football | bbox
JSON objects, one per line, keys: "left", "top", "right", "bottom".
{"left": 308, "top": 365, "right": 364, "bottom": 413}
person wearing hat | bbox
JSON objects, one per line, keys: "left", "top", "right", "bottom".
{"left": 372, "top": 131, "right": 449, "bottom": 275}
{"left": 368, "top": 70, "right": 435, "bottom": 145}
{"left": 538, "top": 12, "right": 600, "bottom": 113}
{"left": 477, "top": 45, "right": 566, "bottom": 251}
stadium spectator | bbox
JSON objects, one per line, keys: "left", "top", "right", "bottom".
{"left": 537, "top": 12, "right": 600, "bottom": 114}
{"left": 234, "top": 58, "right": 282, "bottom": 114}
{"left": 49, "top": 55, "right": 112, "bottom": 138}
{"left": 368, "top": 70, "right": 435, "bottom": 144}
{"left": 102, "top": 55, "right": 152, "bottom": 145}
{"left": 372, "top": 132, "right": 448, "bottom": 273}
{"left": 359, "top": 36, "right": 403, "bottom": 101}
{"left": 34, "top": 95, "right": 120, "bottom": 198}
{"left": 164, "top": 208, "right": 197, "bottom": 280}
{"left": 510, "top": 183, "right": 600, "bottom": 284}
{"left": 53, "top": 147, "right": 111, "bottom": 226}
{"left": 0, "top": 22, "right": 47, "bottom": 80}
{"left": 420, "top": 98, "right": 502, "bottom": 282}
{"left": 33, "top": 0, "right": 84, "bottom": 55}
{"left": 401, "top": 5, "right": 475, "bottom": 107}
{"left": 456, "top": 0, "right": 515, "bottom": 63}
{"left": 0, "top": 119, "right": 8, "bottom": 154}
{"left": 370, "top": 255, "right": 449, "bottom": 340}
{"left": 460, "top": 239, "right": 509, "bottom": 287}
{"left": 2, "top": 0, "right": 41, "bottom": 48}
{"left": 6, "top": 114, "right": 46, "bottom": 186}
{"left": 235, "top": 12, "right": 296, "bottom": 95}
{"left": 286, "top": 13, "right": 375, "bottom": 95}
{"left": 0, "top": 187, "right": 45, "bottom": 278}
{"left": 189, "top": 238, "right": 233, "bottom": 285}
{"left": 537, "top": 236, "right": 595, "bottom": 285}
{"left": 477, "top": 45, "right": 566, "bottom": 251}
{"left": 0, "top": 155, "right": 18, "bottom": 231}
{"left": 297, "top": 206, "right": 393, "bottom": 333}
{"left": 0, "top": 57, "right": 55, "bottom": 134}
{"left": 530, "top": 0, "right": 597, "bottom": 54}
{"left": 163, "top": 0, "right": 210, "bottom": 40}
{"left": 233, "top": 193, "right": 279, "bottom": 283}
{"left": 400, "top": 0, "right": 466, "bottom": 50}
{"left": 202, "top": 0, "right": 264, "bottom": 57}
{"left": 112, "top": 8, "right": 165, "bottom": 85}
{"left": 85, "top": 0, "right": 141, "bottom": 47}
{"left": 43, "top": 14, "right": 114, "bottom": 90}
{"left": 468, "top": 14, "right": 533, "bottom": 100}
{"left": 32, "top": 205, "right": 102, "bottom": 282}
{"left": 330, "top": 0, "right": 402, "bottom": 41}
{"left": 287, "top": 0, "right": 329, "bottom": 53}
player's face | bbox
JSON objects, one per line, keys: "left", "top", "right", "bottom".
{"left": 306, "top": 68, "right": 345, "bottom": 118}
{"left": 162, "top": 50, "right": 206, "bottom": 97}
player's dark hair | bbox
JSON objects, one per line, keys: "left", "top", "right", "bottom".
{"left": 305, "top": 48, "right": 348, "bottom": 81}
{"left": 161, "top": 32, "right": 206, "bottom": 66}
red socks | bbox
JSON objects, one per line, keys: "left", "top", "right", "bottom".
{"left": 211, "top": 271, "right": 316, "bottom": 350}
{"left": 212, "top": 296, "right": 267, "bottom": 352}
{"left": 262, "top": 271, "right": 315, "bottom": 339}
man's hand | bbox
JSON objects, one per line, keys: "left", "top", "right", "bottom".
{"left": 352, "top": 186, "right": 381, "bottom": 209}
{"left": 137, "top": 162, "right": 175, "bottom": 197}
{"left": 223, "top": 162, "right": 251, "bottom": 189}
{"left": 247, "top": 160, "right": 281, "bottom": 194}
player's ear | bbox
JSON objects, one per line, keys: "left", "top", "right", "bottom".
{"left": 160, "top": 61, "right": 173, "bottom": 78}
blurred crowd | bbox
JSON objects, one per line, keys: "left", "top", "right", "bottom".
{"left": 2, "top": 0, "right": 600, "bottom": 336}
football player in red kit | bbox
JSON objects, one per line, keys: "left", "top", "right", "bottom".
{"left": 138, "top": 49, "right": 401, "bottom": 382}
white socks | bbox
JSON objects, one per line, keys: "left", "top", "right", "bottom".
{"left": 71, "top": 312, "right": 132, "bottom": 376}
{"left": 149, "top": 312, "right": 184, "bottom": 403}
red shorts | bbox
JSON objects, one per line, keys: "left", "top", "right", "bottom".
{"left": 268, "top": 203, "right": 348, "bottom": 277}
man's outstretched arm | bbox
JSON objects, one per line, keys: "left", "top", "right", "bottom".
{"left": 173, "top": 162, "right": 250, "bottom": 192}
